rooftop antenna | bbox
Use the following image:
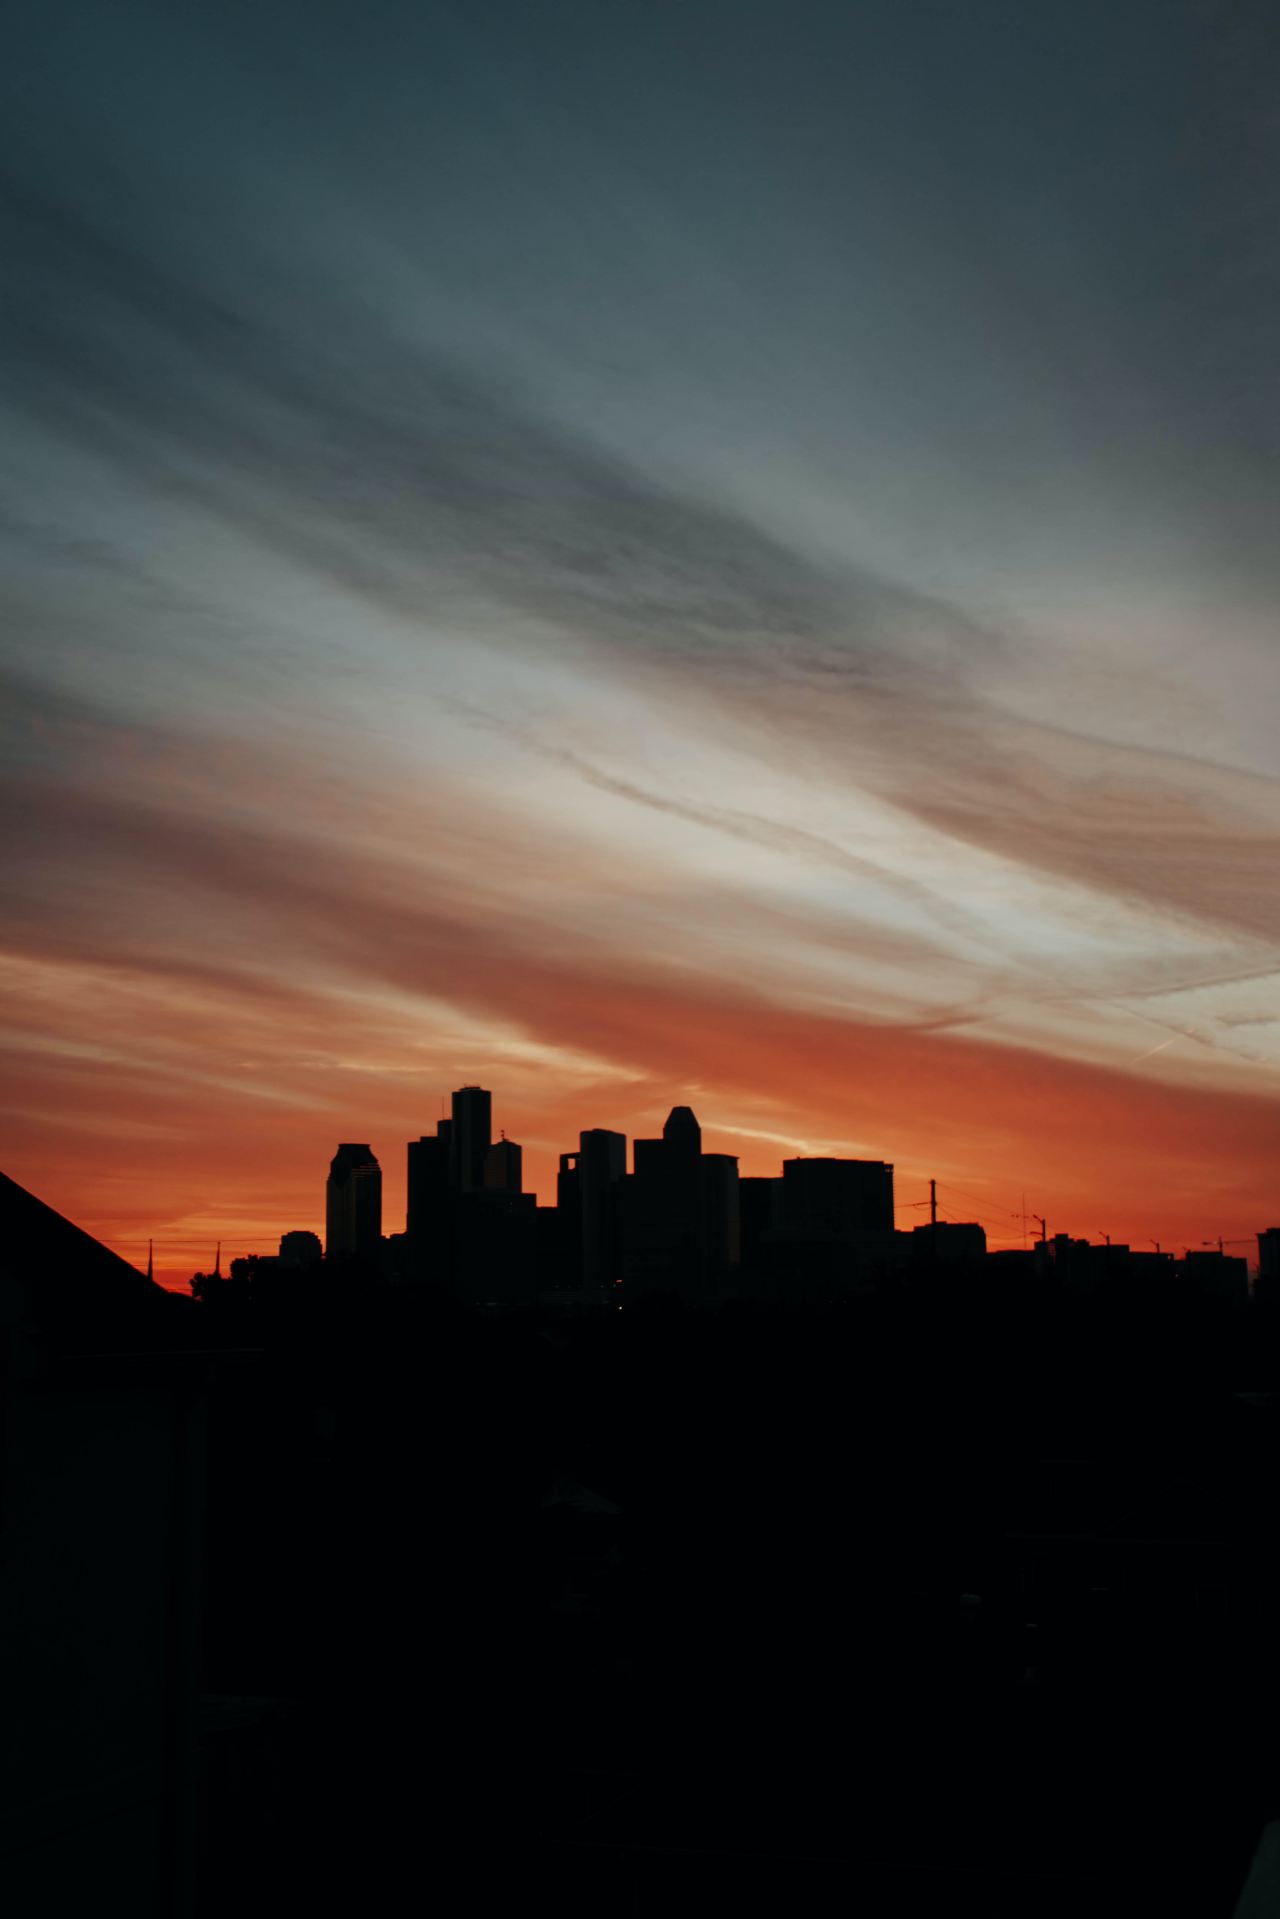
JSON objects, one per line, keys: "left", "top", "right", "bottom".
{"left": 214, "top": 1241, "right": 222, "bottom": 1279}
{"left": 146, "top": 1238, "right": 154, "bottom": 1283}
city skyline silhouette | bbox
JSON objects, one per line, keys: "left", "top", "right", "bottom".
{"left": 68, "top": 1072, "right": 1279, "bottom": 1294}
{"left": 3, "top": 0, "right": 1279, "bottom": 1301}
{"left": 3, "top": 2, "right": 1280, "bottom": 1910}
{"left": 5, "top": 1123, "right": 1280, "bottom": 1916}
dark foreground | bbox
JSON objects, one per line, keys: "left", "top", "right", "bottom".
{"left": 5, "top": 1270, "right": 1280, "bottom": 1915}
{"left": 194, "top": 1280, "right": 1280, "bottom": 1916}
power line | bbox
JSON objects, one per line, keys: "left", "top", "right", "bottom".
{"left": 934, "top": 1180, "right": 1026, "bottom": 1222}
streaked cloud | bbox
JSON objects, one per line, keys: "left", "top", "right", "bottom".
{"left": 1, "top": 0, "right": 1277, "bottom": 1279}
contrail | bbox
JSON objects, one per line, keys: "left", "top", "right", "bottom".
{"left": 1128, "top": 1035, "right": 1179, "bottom": 1066}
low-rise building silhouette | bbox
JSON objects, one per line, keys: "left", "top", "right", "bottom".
{"left": 1181, "top": 1248, "right": 1250, "bottom": 1306}
{"left": 909, "top": 1220, "right": 987, "bottom": 1265}
{"left": 279, "top": 1229, "right": 322, "bottom": 1270}
{"left": 781, "top": 1156, "right": 894, "bottom": 1237}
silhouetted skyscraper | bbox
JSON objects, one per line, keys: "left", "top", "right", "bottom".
{"left": 663, "top": 1105, "right": 701, "bottom": 1160}
{"left": 621, "top": 1105, "right": 710, "bottom": 1299}
{"left": 632, "top": 1136, "right": 668, "bottom": 1180}
{"left": 740, "top": 1177, "right": 782, "bottom": 1241}
{"left": 407, "top": 1133, "right": 449, "bottom": 1239}
{"left": 1258, "top": 1228, "right": 1280, "bottom": 1306}
{"left": 405, "top": 1126, "right": 459, "bottom": 1286}
{"left": 578, "top": 1129, "right": 627, "bottom": 1290}
{"left": 484, "top": 1136, "right": 523, "bottom": 1195}
{"left": 701, "top": 1152, "right": 740, "bottom": 1284}
{"left": 450, "top": 1087, "right": 492, "bottom": 1194}
{"left": 558, "top": 1151, "right": 581, "bottom": 1211}
{"left": 325, "top": 1144, "right": 382, "bottom": 1258}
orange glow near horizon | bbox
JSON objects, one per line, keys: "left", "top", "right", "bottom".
{"left": 8, "top": 980, "right": 1277, "bottom": 1292}
{"left": 4, "top": 0, "right": 1280, "bottom": 1303}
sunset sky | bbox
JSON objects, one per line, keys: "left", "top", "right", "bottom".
{"left": 3, "top": 0, "right": 1278, "bottom": 1287}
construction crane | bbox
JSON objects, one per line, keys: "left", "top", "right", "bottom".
{"left": 1203, "top": 1237, "right": 1254, "bottom": 1256}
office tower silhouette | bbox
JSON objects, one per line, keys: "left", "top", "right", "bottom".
{"left": 632, "top": 1135, "right": 668, "bottom": 1180}
{"left": 781, "top": 1157, "right": 895, "bottom": 1236}
{"left": 405, "top": 1129, "right": 454, "bottom": 1286}
{"left": 1257, "top": 1228, "right": 1280, "bottom": 1306}
{"left": 621, "top": 1105, "right": 728, "bottom": 1300}
{"left": 660, "top": 1106, "right": 703, "bottom": 1295}
{"left": 559, "top": 1129, "right": 627, "bottom": 1291}
{"left": 579, "top": 1129, "right": 626, "bottom": 1290}
{"left": 325, "top": 1144, "right": 382, "bottom": 1258}
{"left": 700, "top": 1152, "right": 741, "bottom": 1283}
{"left": 403, "top": 1093, "right": 535, "bottom": 1299}
{"left": 557, "top": 1149, "right": 581, "bottom": 1219}
{"left": 740, "top": 1177, "right": 782, "bottom": 1256}
{"left": 407, "top": 1134, "right": 449, "bottom": 1237}
{"left": 450, "top": 1087, "right": 492, "bottom": 1194}
{"left": 484, "top": 1136, "right": 523, "bottom": 1195}
{"left": 663, "top": 1104, "right": 701, "bottom": 1160}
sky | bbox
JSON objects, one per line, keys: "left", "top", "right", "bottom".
{"left": 2, "top": 0, "right": 1278, "bottom": 1287}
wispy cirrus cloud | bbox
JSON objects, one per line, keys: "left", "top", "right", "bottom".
{"left": 2, "top": 1, "right": 1278, "bottom": 1279}
{"left": 5, "top": 161, "right": 1277, "bottom": 968}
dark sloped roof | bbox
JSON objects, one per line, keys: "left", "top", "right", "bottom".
{"left": 0, "top": 1169, "right": 185, "bottom": 1340}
